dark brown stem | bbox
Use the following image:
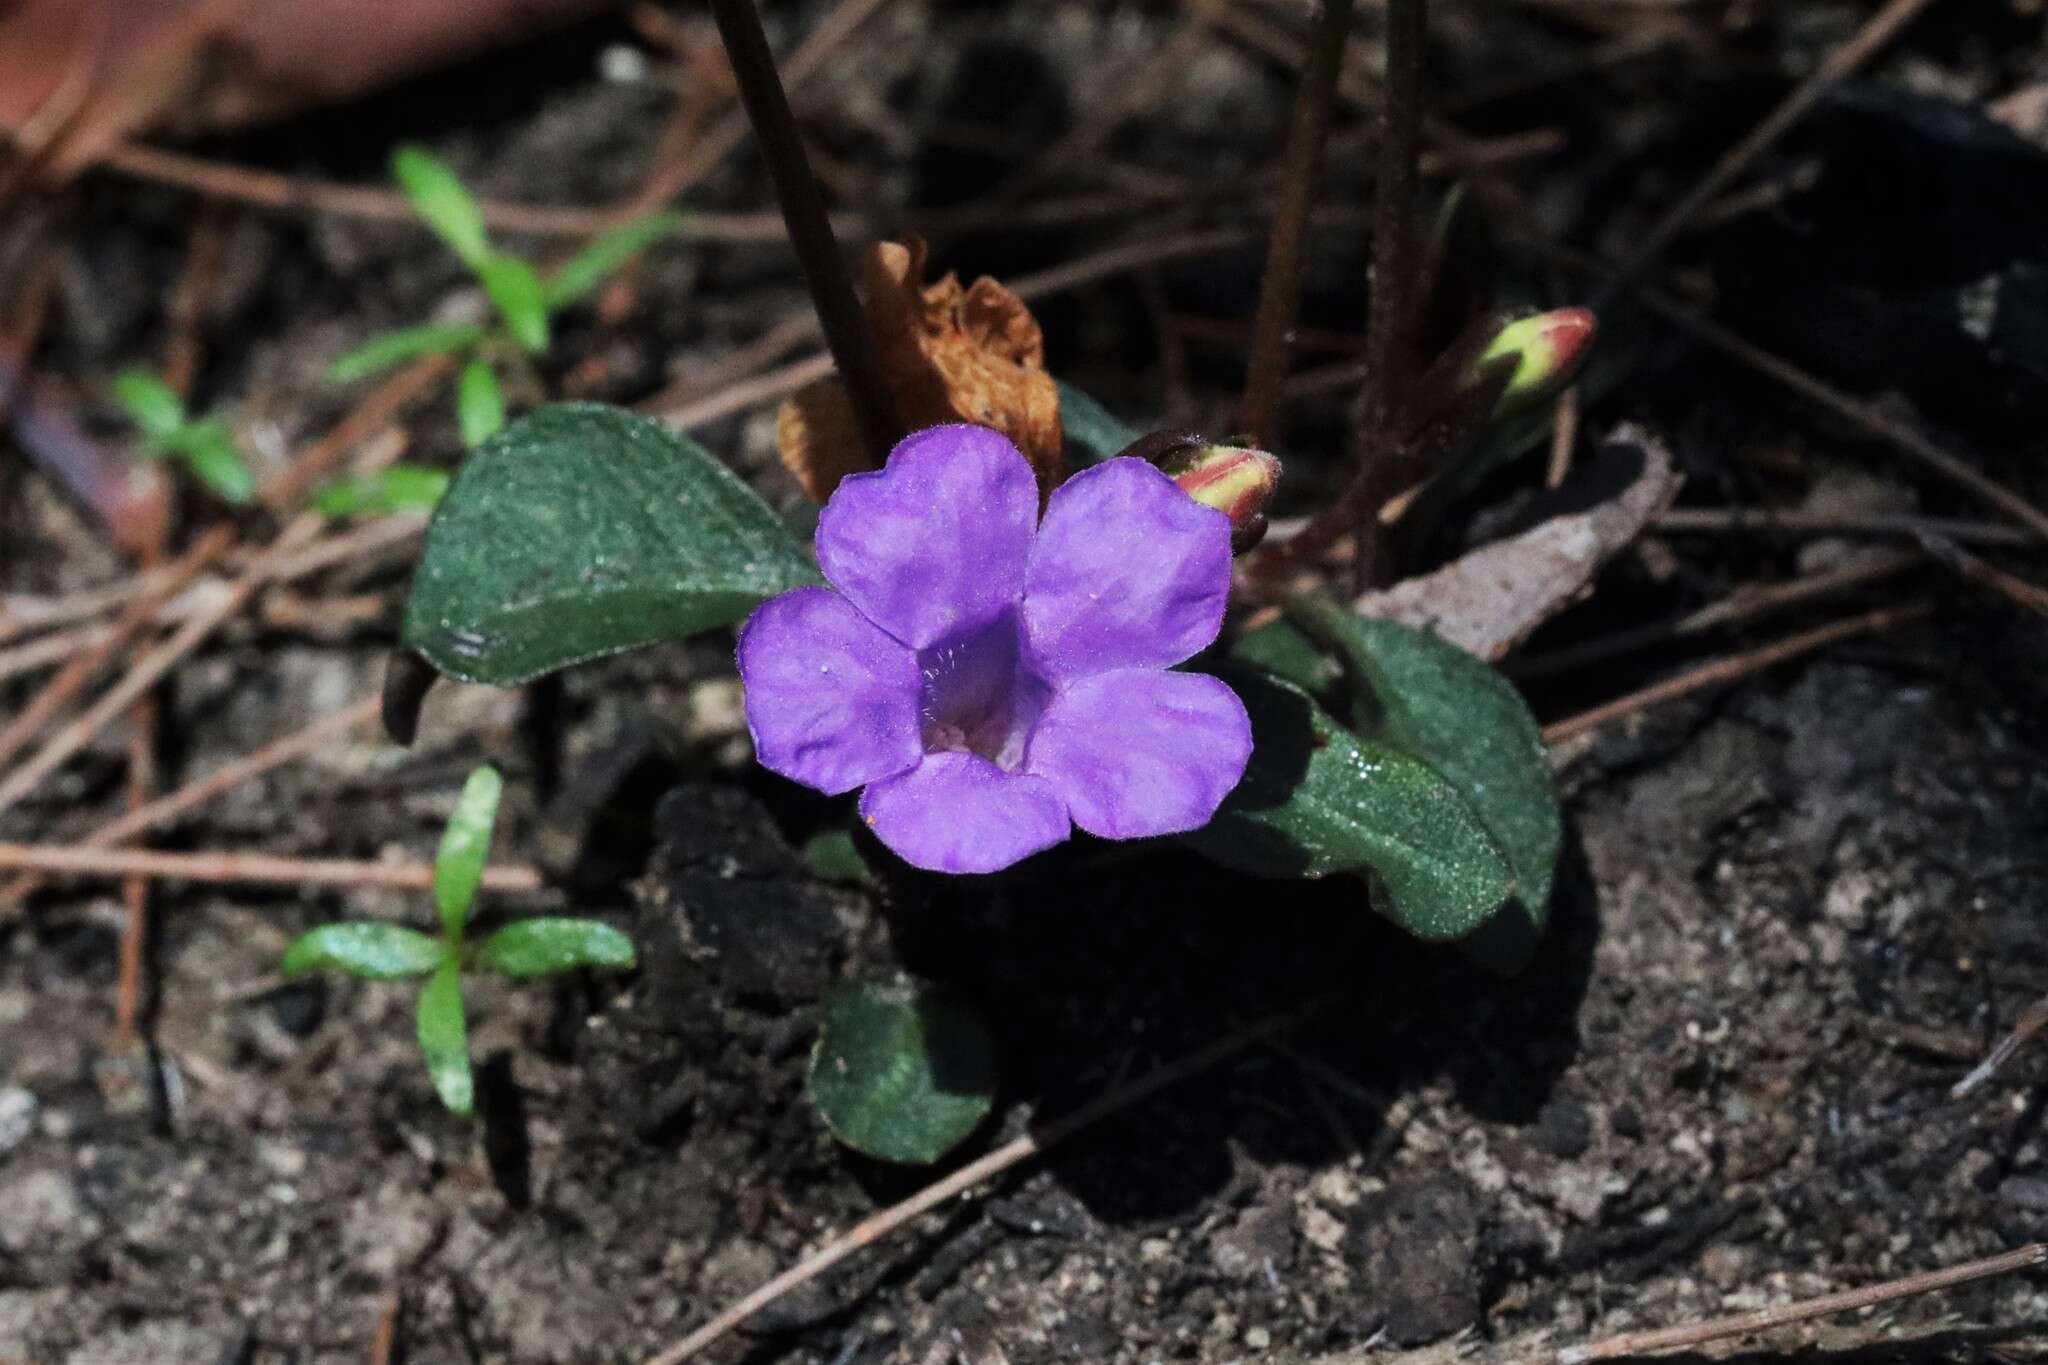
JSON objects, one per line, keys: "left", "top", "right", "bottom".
{"left": 1238, "top": 0, "right": 1354, "bottom": 448}
{"left": 1351, "top": 0, "right": 1427, "bottom": 590}
{"left": 708, "top": 0, "right": 901, "bottom": 463}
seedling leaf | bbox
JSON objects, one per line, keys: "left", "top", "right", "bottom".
{"left": 111, "top": 369, "right": 186, "bottom": 442}
{"left": 807, "top": 983, "right": 995, "bottom": 1164}
{"left": 328, "top": 322, "right": 486, "bottom": 385}
{"left": 170, "top": 418, "right": 254, "bottom": 504}
{"left": 1185, "top": 664, "right": 1515, "bottom": 941}
{"left": 474, "top": 918, "right": 636, "bottom": 977}
{"left": 312, "top": 466, "right": 450, "bottom": 517}
{"left": 542, "top": 211, "right": 681, "bottom": 310}
{"left": 402, "top": 404, "right": 820, "bottom": 685}
{"left": 478, "top": 254, "right": 549, "bottom": 353}
{"left": 416, "top": 960, "right": 473, "bottom": 1115}
{"left": 391, "top": 145, "right": 490, "bottom": 269}
{"left": 434, "top": 764, "right": 503, "bottom": 939}
{"left": 457, "top": 359, "right": 506, "bottom": 448}
{"left": 281, "top": 922, "right": 449, "bottom": 980}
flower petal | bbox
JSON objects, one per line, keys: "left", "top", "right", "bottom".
{"left": 1021, "top": 458, "right": 1232, "bottom": 681}
{"left": 816, "top": 424, "right": 1039, "bottom": 649}
{"left": 737, "top": 586, "right": 923, "bottom": 795}
{"left": 859, "top": 752, "right": 1070, "bottom": 873}
{"left": 1027, "top": 669, "right": 1251, "bottom": 839}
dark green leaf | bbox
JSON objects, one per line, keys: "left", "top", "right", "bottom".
{"left": 311, "top": 466, "right": 450, "bottom": 517}
{"left": 391, "top": 145, "right": 489, "bottom": 269}
{"left": 799, "top": 828, "right": 876, "bottom": 887}
{"left": 416, "top": 960, "right": 473, "bottom": 1115}
{"left": 478, "top": 254, "right": 549, "bottom": 353}
{"left": 169, "top": 419, "right": 253, "bottom": 504}
{"left": 542, "top": 211, "right": 682, "bottom": 311}
{"left": 328, "top": 322, "right": 485, "bottom": 385}
{"left": 281, "top": 922, "right": 448, "bottom": 979}
{"left": 111, "top": 369, "right": 186, "bottom": 442}
{"left": 402, "top": 403, "right": 820, "bottom": 685}
{"left": 474, "top": 917, "right": 635, "bottom": 977}
{"left": 1184, "top": 665, "right": 1515, "bottom": 941}
{"left": 1287, "top": 596, "right": 1561, "bottom": 969}
{"left": 1056, "top": 380, "right": 1140, "bottom": 469}
{"left": 807, "top": 983, "right": 995, "bottom": 1164}
{"left": 1229, "top": 617, "right": 1338, "bottom": 697}
{"left": 457, "top": 359, "right": 506, "bottom": 448}
{"left": 434, "top": 764, "right": 503, "bottom": 939}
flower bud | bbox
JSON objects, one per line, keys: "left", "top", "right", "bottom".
{"left": 1474, "top": 307, "right": 1596, "bottom": 416}
{"left": 1162, "top": 443, "right": 1282, "bottom": 553}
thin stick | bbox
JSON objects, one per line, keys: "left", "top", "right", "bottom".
{"left": 0, "top": 523, "right": 234, "bottom": 772}
{"left": 1540, "top": 602, "right": 1931, "bottom": 744}
{"left": 1562, "top": 1243, "right": 2047, "bottom": 1362}
{"left": 367, "top": 1290, "right": 402, "bottom": 1365}
{"left": 1510, "top": 550, "right": 1921, "bottom": 681}
{"left": 0, "top": 696, "right": 382, "bottom": 916}
{"left": 0, "top": 842, "right": 542, "bottom": 895}
{"left": 1238, "top": 0, "right": 1354, "bottom": 447}
{"left": 1656, "top": 507, "right": 2036, "bottom": 549}
{"left": 114, "top": 688, "right": 155, "bottom": 1047}
{"left": 1953, "top": 993, "right": 2048, "bottom": 1098}
{"left": 642, "top": 1001, "right": 1323, "bottom": 1365}
{"left": 1545, "top": 384, "right": 1580, "bottom": 490}
{"left": 0, "top": 515, "right": 323, "bottom": 817}
{"left": 1593, "top": 0, "right": 1940, "bottom": 306}
{"left": 1640, "top": 294, "right": 2048, "bottom": 545}
{"left": 1353, "top": 0, "right": 1427, "bottom": 590}
{"left": 707, "top": 0, "right": 901, "bottom": 463}
{"left": 1914, "top": 531, "right": 2048, "bottom": 616}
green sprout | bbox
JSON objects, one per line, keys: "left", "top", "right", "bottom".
{"left": 279, "top": 764, "right": 635, "bottom": 1116}
{"left": 110, "top": 370, "right": 254, "bottom": 504}
{"left": 327, "top": 144, "right": 680, "bottom": 449}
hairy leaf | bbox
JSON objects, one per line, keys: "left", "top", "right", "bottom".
{"left": 807, "top": 983, "right": 995, "bottom": 1165}
{"left": 474, "top": 918, "right": 635, "bottom": 977}
{"left": 281, "top": 922, "right": 448, "bottom": 980}
{"left": 402, "top": 404, "right": 819, "bottom": 685}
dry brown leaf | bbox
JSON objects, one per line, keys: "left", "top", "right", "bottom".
{"left": 776, "top": 238, "right": 1063, "bottom": 502}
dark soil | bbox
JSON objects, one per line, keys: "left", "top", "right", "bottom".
{"left": 6, "top": 3, "right": 2048, "bottom": 1363}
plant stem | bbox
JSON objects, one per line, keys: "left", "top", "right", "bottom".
{"left": 1352, "top": 0, "right": 1427, "bottom": 590}
{"left": 708, "top": 0, "right": 901, "bottom": 463}
{"left": 1237, "top": 0, "right": 1354, "bottom": 448}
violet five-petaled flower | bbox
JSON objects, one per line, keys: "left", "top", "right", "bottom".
{"left": 736, "top": 424, "right": 1253, "bottom": 874}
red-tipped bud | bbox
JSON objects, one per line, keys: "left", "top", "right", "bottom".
{"left": 1162, "top": 443, "right": 1282, "bottom": 553}
{"left": 1474, "top": 307, "right": 1596, "bottom": 416}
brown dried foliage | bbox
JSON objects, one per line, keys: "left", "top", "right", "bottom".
{"left": 778, "top": 238, "right": 1063, "bottom": 502}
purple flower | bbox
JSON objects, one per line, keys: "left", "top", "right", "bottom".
{"left": 737, "top": 424, "right": 1252, "bottom": 874}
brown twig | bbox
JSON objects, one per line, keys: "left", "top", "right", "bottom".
{"left": 0, "top": 696, "right": 382, "bottom": 916}
{"left": 642, "top": 1001, "right": 1324, "bottom": 1364}
{"left": 1544, "top": 384, "right": 1580, "bottom": 490}
{"left": 114, "top": 682, "right": 155, "bottom": 1047}
{"left": 1592, "top": 0, "right": 1941, "bottom": 307}
{"left": 1638, "top": 294, "right": 2048, "bottom": 545}
{"left": 1656, "top": 507, "right": 2036, "bottom": 550}
{"left": 1540, "top": 601, "right": 1932, "bottom": 745}
{"left": 367, "top": 1290, "right": 402, "bottom": 1365}
{"left": 1914, "top": 532, "right": 2048, "bottom": 616}
{"left": 1510, "top": 549, "right": 1922, "bottom": 681}
{"left": 1952, "top": 993, "right": 2048, "bottom": 1099}
{"left": 1562, "top": 1243, "right": 2047, "bottom": 1362}
{"left": 264, "top": 354, "right": 450, "bottom": 508}
{"left": 0, "top": 842, "right": 542, "bottom": 895}
{"left": 0, "top": 523, "right": 234, "bottom": 773}
{"left": 1238, "top": 0, "right": 1355, "bottom": 447}
{"left": 707, "top": 0, "right": 901, "bottom": 463}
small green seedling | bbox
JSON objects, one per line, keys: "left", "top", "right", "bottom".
{"left": 111, "top": 370, "right": 254, "bottom": 504}
{"left": 279, "top": 764, "right": 635, "bottom": 1116}
{"left": 328, "top": 144, "right": 681, "bottom": 448}
{"left": 310, "top": 465, "right": 451, "bottom": 518}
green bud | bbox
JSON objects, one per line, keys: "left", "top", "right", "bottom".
{"left": 1475, "top": 307, "right": 1596, "bottom": 415}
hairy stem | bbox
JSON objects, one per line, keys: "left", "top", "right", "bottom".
{"left": 708, "top": 0, "right": 901, "bottom": 462}
{"left": 1238, "top": 0, "right": 1354, "bottom": 448}
{"left": 1351, "top": 0, "right": 1427, "bottom": 590}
